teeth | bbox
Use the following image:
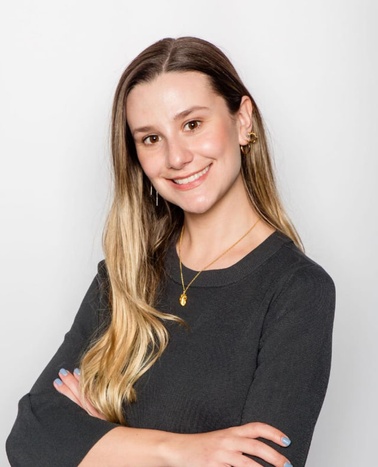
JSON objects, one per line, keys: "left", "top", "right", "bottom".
{"left": 174, "top": 166, "right": 209, "bottom": 185}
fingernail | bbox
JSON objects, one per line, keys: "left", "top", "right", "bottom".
{"left": 54, "top": 378, "right": 63, "bottom": 386}
{"left": 59, "top": 368, "right": 68, "bottom": 376}
{"left": 284, "top": 462, "right": 293, "bottom": 467}
{"left": 281, "top": 436, "right": 291, "bottom": 447}
{"left": 74, "top": 368, "right": 81, "bottom": 376}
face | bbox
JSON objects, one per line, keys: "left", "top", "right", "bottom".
{"left": 126, "top": 71, "right": 252, "bottom": 216}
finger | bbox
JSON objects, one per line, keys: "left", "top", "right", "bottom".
{"left": 53, "top": 376, "right": 81, "bottom": 406}
{"left": 54, "top": 369, "right": 105, "bottom": 419}
{"left": 58, "top": 369, "right": 95, "bottom": 416}
{"left": 238, "top": 438, "right": 292, "bottom": 467}
{"left": 238, "top": 422, "right": 291, "bottom": 448}
{"left": 73, "top": 367, "right": 81, "bottom": 381}
{"left": 61, "top": 368, "right": 106, "bottom": 419}
{"left": 58, "top": 368, "right": 82, "bottom": 401}
{"left": 226, "top": 451, "right": 264, "bottom": 467}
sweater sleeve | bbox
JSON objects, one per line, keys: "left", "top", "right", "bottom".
{"left": 6, "top": 262, "right": 118, "bottom": 467}
{"left": 241, "top": 263, "right": 335, "bottom": 467}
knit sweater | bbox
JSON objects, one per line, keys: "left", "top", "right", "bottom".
{"left": 6, "top": 231, "right": 335, "bottom": 466}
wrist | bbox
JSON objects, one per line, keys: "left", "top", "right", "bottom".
{"left": 157, "top": 431, "right": 185, "bottom": 467}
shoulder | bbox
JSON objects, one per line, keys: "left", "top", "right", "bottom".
{"left": 267, "top": 232, "right": 334, "bottom": 289}
{"left": 283, "top": 238, "right": 334, "bottom": 295}
{"left": 263, "top": 233, "right": 336, "bottom": 320}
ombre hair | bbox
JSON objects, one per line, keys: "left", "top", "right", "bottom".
{"left": 80, "top": 37, "right": 302, "bottom": 424}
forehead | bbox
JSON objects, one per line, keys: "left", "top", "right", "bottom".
{"left": 126, "top": 71, "right": 222, "bottom": 126}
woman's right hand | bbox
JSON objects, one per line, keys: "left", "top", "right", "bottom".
{"left": 165, "top": 422, "right": 292, "bottom": 467}
{"left": 53, "top": 368, "right": 106, "bottom": 420}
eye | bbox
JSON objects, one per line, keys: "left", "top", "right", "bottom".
{"left": 142, "top": 134, "right": 161, "bottom": 145}
{"left": 183, "top": 120, "right": 201, "bottom": 131}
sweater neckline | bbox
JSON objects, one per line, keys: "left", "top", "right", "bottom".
{"left": 165, "top": 230, "right": 292, "bottom": 288}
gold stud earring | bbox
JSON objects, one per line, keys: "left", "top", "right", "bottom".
{"left": 240, "top": 131, "right": 258, "bottom": 155}
{"left": 248, "top": 131, "right": 258, "bottom": 144}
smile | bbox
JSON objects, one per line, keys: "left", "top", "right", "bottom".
{"left": 173, "top": 165, "right": 210, "bottom": 185}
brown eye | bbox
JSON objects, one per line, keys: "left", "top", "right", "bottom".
{"left": 143, "top": 135, "right": 161, "bottom": 145}
{"left": 184, "top": 120, "right": 201, "bottom": 131}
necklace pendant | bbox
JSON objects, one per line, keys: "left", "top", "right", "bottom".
{"left": 179, "top": 293, "right": 187, "bottom": 306}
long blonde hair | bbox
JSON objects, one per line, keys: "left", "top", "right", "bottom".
{"left": 80, "top": 37, "right": 302, "bottom": 424}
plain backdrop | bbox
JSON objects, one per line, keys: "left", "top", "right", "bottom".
{"left": 1, "top": 1, "right": 377, "bottom": 465}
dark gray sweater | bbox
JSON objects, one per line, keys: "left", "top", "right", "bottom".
{"left": 7, "top": 231, "right": 335, "bottom": 466}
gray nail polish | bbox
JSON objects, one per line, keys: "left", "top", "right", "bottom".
{"left": 59, "top": 368, "right": 68, "bottom": 376}
{"left": 54, "top": 378, "right": 63, "bottom": 386}
{"left": 284, "top": 462, "right": 293, "bottom": 467}
{"left": 74, "top": 368, "right": 81, "bottom": 376}
{"left": 282, "top": 436, "right": 291, "bottom": 447}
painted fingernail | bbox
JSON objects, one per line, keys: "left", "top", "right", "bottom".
{"left": 59, "top": 368, "right": 68, "bottom": 376}
{"left": 74, "top": 368, "right": 81, "bottom": 376}
{"left": 281, "top": 436, "right": 291, "bottom": 447}
{"left": 54, "top": 378, "right": 63, "bottom": 386}
{"left": 284, "top": 462, "right": 293, "bottom": 467}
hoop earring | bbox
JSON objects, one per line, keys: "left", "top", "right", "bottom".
{"left": 240, "top": 131, "right": 258, "bottom": 155}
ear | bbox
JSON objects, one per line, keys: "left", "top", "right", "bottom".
{"left": 237, "top": 96, "right": 253, "bottom": 145}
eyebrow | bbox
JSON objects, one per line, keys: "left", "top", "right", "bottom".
{"left": 173, "top": 105, "right": 209, "bottom": 121}
{"left": 132, "top": 105, "right": 210, "bottom": 135}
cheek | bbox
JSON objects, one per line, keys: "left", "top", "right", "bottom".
{"left": 198, "top": 124, "right": 239, "bottom": 158}
{"left": 137, "top": 152, "right": 160, "bottom": 178}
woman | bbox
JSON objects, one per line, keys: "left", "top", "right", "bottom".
{"left": 7, "top": 37, "right": 335, "bottom": 466}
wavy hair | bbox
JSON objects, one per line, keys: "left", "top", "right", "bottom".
{"left": 80, "top": 36, "right": 303, "bottom": 424}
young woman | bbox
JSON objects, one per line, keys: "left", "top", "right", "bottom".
{"left": 7, "top": 37, "right": 335, "bottom": 467}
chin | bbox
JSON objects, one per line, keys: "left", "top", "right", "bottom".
{"left": 179, "top": 198, "right": 215, "bottom": 215}
{"left": 162, "top": 190, "right": 217, "bottom": 215}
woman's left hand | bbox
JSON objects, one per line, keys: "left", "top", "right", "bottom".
{"left": 53, "top": 368, "right": 106, "bottom": 420}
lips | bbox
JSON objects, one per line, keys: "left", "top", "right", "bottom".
{"left": 173, "top": 165, "right": 210, "bottom": 185}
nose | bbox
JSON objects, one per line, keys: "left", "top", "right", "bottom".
{"left": 165, "top": 137, "right": 193, "bottom": 169}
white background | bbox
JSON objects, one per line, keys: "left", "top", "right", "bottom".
{"left": 1, "top": 1, "right": 377, "bottom": 465}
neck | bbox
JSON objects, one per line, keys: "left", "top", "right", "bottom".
{"left": 178, "top": 186, "right": 267, "bottom": 270}
{"left": 183, "top": 208, "right": 259, "bottom": 248}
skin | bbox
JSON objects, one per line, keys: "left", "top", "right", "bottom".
{"left": 55, "top": 369, "right": 292, "bottom": 467}
{"left": 128, "top": 71, "right": 248, "bottom": 217}
{"left": 127, "top": 72, "right": 275, "bottom": 269}
{"left": 54, "top": 72, "right": 290, "bottom": 466}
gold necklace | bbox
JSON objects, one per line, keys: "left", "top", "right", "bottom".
{"left": 178, "top": 218, "right": 260, "bottom": 306}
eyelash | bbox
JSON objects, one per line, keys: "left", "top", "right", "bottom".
{"left": 141, "top": 120, "right": 202, "bottom": 145}
{"left": 184, "top": 120, "right": 201, "bottom": 131}
{"left": 142, "top": 135, "right": 161, "bottom": 145}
